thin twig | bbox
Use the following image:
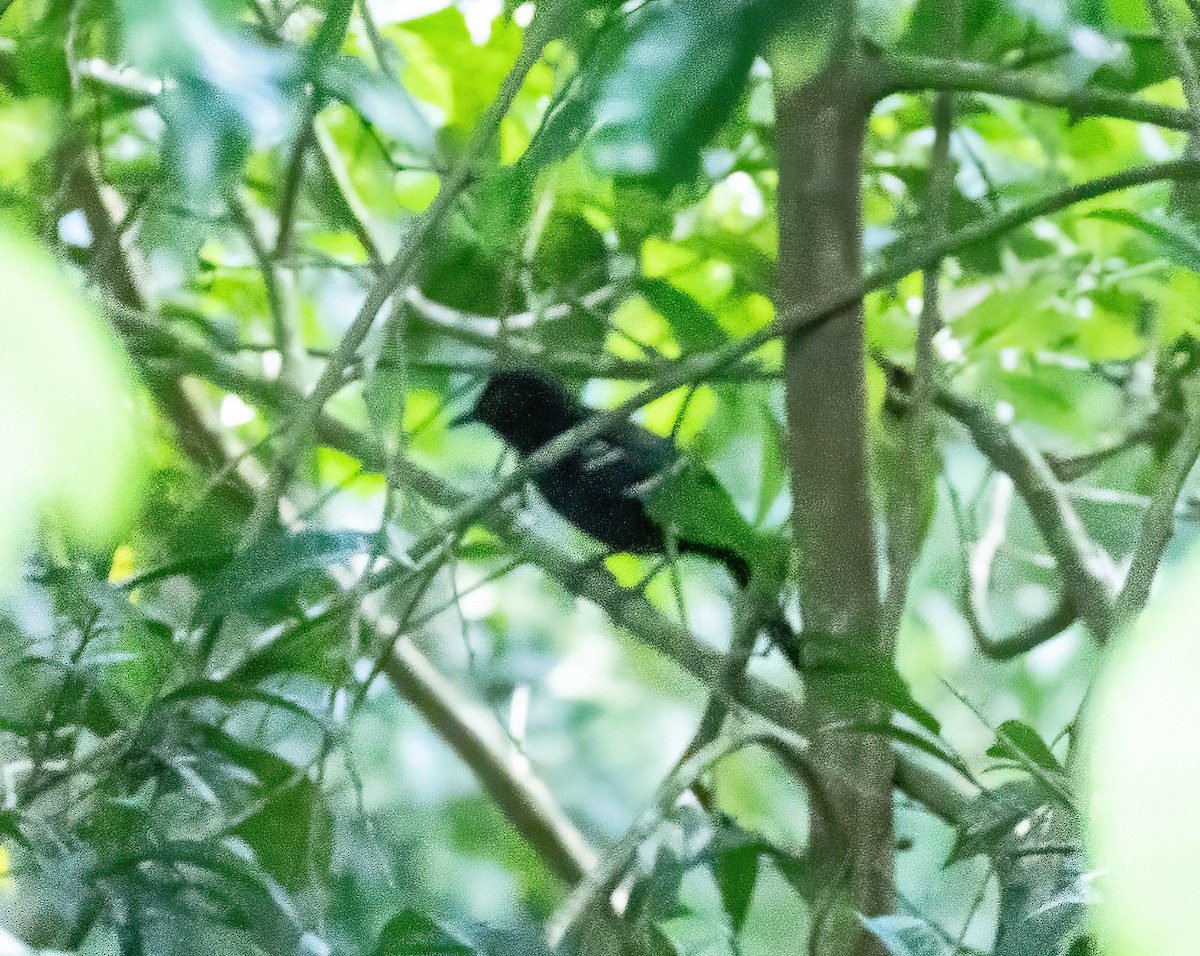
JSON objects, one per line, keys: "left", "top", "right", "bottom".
{"left": 273, "top": 87, "right": 318, "bottom": 261}
{"left": 883, "top": 0, "right": 960, "bottom": 637}
{"left": 242, "top": 28, "right": 552, "bottom": 543}
{"left": 881, "top": 356, "right": 1115, "bottom": 639}
{"left": 230, "top": 195, "right": 306, "bottom": 387}
{"left": 1112, "top": 374, "right": 1200, "bottom": 626}
{"left": 1146, "top": 0, "right": 1200, "bottom": 135}
{"left": 311, "top": 114, "right": 385, "bottom": 267}
{"left": 546, "top": 725, "right": 769, "bottom": 949}
{"left": 947, "top": 480, "right": 1078, "bottom": 659}
{"left": 932, "top": 384, "right": 1117, "bottom": 640}
{"left": 943, "top": 684, "right": 1078, "bottom": 816}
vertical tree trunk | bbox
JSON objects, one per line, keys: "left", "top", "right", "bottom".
{"left": 774, "top": 33, "right": 894, "bottom": 956}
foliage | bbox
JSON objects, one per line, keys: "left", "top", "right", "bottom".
{"left": 0, "top": 0, "right": 1198, "bottom": 954}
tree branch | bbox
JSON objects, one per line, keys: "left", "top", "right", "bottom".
{"left": 243, "top": 27, "right": 550, "bottom": 542}
{"left": 1113, "top": 376, "right": 1200, "bottom": 627}
{"left": 878, "top": 52, "right": 1193, "bottom": 131}
{"left": 882, "top": 0, "right": 960, "bottom": 640}
{"left": 71, "top": 155, "right": 597, "bottom": 892}
{"left": 934, "top": 385, "right": 1117, "bottom": 639}
{"left": 108, "top": 302, "right": 976, "bottom": 828}
{"left": 382, "top": 635, "right": 597, "bottom": 885}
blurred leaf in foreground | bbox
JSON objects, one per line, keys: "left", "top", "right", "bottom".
{"left": 1087, "top": 550, "right": 1200, "bottom": 956}
{"left": 0, "top": 222, "right": 142, "bottom": 586}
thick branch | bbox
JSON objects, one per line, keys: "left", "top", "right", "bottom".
{"left": 776, "top": 41, "right": 892, "bottom": 952}
{"left": 383, "top": 636, "right": 596, "bottom": 884}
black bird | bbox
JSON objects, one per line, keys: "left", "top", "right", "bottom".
{"left": 454, "top": 368, "right": 752, "bottom": 586}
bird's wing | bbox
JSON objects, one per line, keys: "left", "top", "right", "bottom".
{"left": 577, "top": 424, "right": 675, "bottom": 492}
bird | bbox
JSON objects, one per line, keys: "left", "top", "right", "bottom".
{"left": 453, "top": 368, "right": 752, "bottom": 586}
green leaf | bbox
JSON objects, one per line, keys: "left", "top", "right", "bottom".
{"left": 232, "top": 607, "right": 354, "bottom": 686}
{"left": 839, "top": 720, "right": 973, "bottom": 783}
{"left": 533, "top": 211, "right": 610, "bottom": 295}
{"left": 754, "top": 401, "right": 787, "bottom": 525}
{"left": 636, "top": 277, "right": 728, "bottom": 352}
{"left": 164, "top": 680, "right": 333, "bottom": 731}
{"left": 1089, "top": 208, "right": 1200, "bottom": 274}
{"left": 643, "top": 457, "right": 760, "bottom": 578}
{"left": 14, "top": 2, "right": 72, "bottom": 97}
{"left": 392, "top": 7, "right": 523, "bottom": 136}
{"left": 0, "top": 96, "right": 60, "bottom": 188}
{"left": 987, "top": 720, "right": 1065, "bottom": 774}
{"left": 710, "top": 839, "right": 759, "bottom": 933}
{"left": 373, "top": 910, "right": 476, "bottom": 956}
{"left": 308, "top": 0, "right": 353, "bottom": 63}
{"left": 808, "top": 650, "right": 940, "bottom": 735}
{"left": 192, "top": 726, "right": 333, "bottom": 893}
{"left": 191, "top": 529, "right": 367, "bottom": 626}
{"left": 586, "top": 0, "right": 774, "bottom": 191}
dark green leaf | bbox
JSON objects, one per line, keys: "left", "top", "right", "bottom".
{"left": 1066, "top": 935, "right": 1098, "bottom": 956}
{"left": 373, "top": 910, "right": 476, "bottom": 956}
{"left": 164, "top": 680, "right": 333, "bottom": 731}
{"left": 987, "top": 720, "right": 1065, "bottom": 774}
{"left": 636, "top": 277, "right": 727, "bottom": 351}
{"left": 808, "top": 650, "right": 940, "bottom": 735}
{"left": 309, "top": 0, "right": 354, "bottom": 63}
{"left": 643, "top": 457, "right": 760, "bottom": 577}
{"left": 533, "top": 212, "right": 610, "bottom": 295}
{"left": 232, "top": 608, "right": 355, "bottom": 686}
{"left": 838, "top": 720, "right": 973, "bottom": 783}
{"left": 711, "top": 840, "right": 759, "bottom": 932}
{"left": 192, "top": 529, "right": 367, "bottom": 626}
{"left": 190, "top": 726, "right": 333, "bottom": 893}
{"left": 586, "top": 0, "right": 775, "bottom": 191}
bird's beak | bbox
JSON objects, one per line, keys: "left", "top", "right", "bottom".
{"left": 449, "top": 406, "right": 478, "bottom": 428}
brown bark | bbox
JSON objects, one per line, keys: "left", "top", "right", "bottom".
{"left": 775, "top": 51, "right": 894, "bottom": 956}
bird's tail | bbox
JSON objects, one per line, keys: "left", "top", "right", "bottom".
{"left": 677, "top": 540, "right": 751, "bottom": 587}
{"left": 676, "top": 540, "right": 802, "bottom": 666}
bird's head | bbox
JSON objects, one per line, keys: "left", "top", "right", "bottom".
{"left": 454, "top": 368, "right": 584, "bottom": 454}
